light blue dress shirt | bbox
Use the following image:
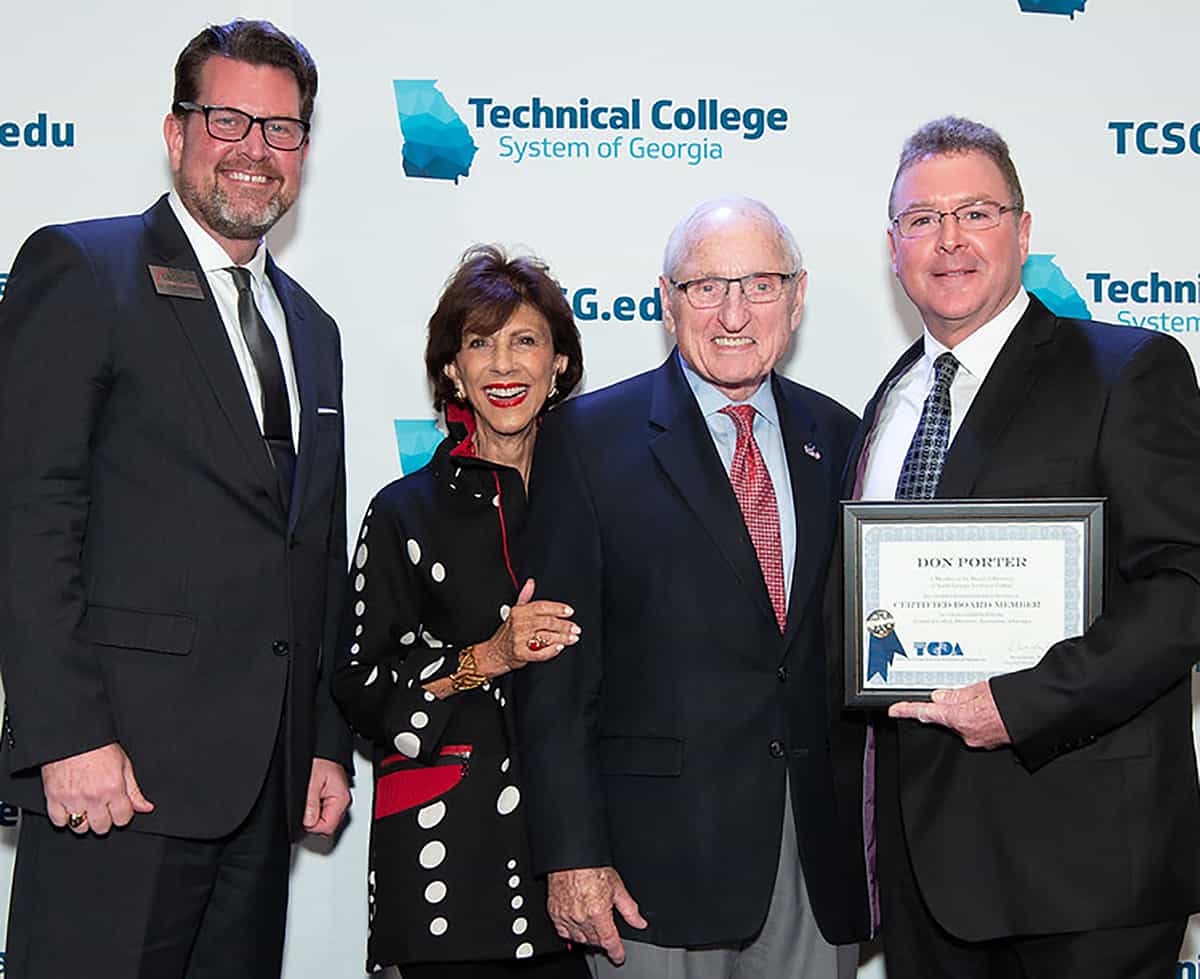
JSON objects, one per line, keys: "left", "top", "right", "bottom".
{"left": 680, "top": 353, "right": 797, "bottom": 607}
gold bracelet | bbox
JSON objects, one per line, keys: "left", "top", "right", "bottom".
{"left": 449, "top": 645, "right": 487, "bottom": 692}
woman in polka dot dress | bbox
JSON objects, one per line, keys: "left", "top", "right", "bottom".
{"left": 333, "top": 246, "right": 588, "bottom": 979}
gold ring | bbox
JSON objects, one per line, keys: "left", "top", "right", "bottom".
{"left": 527, "top": 637, "right": 547, "bottom": 651}
{"left": 66, "top": 811, "right": 88, "bottom": 830}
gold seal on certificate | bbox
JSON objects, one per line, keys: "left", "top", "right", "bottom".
{"left": 842, "top": 499, "right": 1104, "bottom": 708}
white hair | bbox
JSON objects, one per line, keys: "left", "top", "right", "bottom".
{"left": 661, "top": 196, "right": 803, "bottom": 279}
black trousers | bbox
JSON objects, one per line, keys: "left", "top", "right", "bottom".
{"left": 876, "top": 723, "right": 1186, "bottom": 979}
{"left": 401, "top": 950, "right": 591, "bottom": 979}
{"left": 6, "top": 738, "right": 289, "bottom": 979}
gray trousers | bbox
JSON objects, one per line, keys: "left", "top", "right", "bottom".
{"left": 588, "top": 779, "right": 858, "bottom": 979}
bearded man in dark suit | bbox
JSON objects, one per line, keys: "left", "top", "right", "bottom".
{"left": 0, "top": 19, "right": 352, "bottom": 978}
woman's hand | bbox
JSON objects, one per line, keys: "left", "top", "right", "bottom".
{"left": 473, "top": 578, "right": 580, "bottom": 678}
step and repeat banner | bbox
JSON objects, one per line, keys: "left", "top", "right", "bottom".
{"left": 2, "top": 1, "right": 1199, "bottom": 975}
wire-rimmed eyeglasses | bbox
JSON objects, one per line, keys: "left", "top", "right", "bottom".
{"left": 669, "top": 272, "right": 798, "bottom": 309}
{"left": 891, "top": 200, "right": 1020, "bottom": 239}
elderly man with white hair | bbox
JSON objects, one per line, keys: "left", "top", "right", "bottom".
{"left": 515, "top": 197, "right": 871, "bottom": 979}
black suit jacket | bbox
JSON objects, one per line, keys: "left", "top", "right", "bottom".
{"left": 514, "top": 354, "right": 872, "bottom": 948}
{"left": 0, "top": 196, "right": 353, "bottom": 840}
{"left": 845, "top": 296, "right": 1200, "bottom": 939}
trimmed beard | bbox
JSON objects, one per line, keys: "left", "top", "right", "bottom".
{"left": 177, "top": 172, "right": 292, "bottom": 241}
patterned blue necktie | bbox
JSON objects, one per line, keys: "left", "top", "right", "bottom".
{"left": 895, "top": 352, "right": 960, "bottom": 500}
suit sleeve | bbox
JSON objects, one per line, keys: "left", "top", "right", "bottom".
{"left": 992, "top": 333, "right": 1200, "bottom": 770}
{"left": 331, "top": 493, "right": 465, "bottom": 762}
{"left": 0, "top": 226, "right": 119, "bottom": 770}
{"left": 512, "top": 410, "right": 611, "bottom": 876}
{"left": 314, "top": 327, "right": 354, "bottom": 770}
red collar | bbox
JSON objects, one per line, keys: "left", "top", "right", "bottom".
{"left": 446, "top": 403, "right": 478, "bottom": 458}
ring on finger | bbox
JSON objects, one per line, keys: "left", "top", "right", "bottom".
{"left": 66, "top": 810, "right": 88, "bottom": 830}
{"left": 527, "top": 635, "right": 547, "bottom": 651}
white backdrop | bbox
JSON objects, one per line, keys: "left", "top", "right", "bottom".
{"left": 2, "top": 1, "right": 1199, "bottom": 975}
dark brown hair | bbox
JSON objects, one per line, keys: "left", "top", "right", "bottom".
{"left": 173, "top": 19, "right": 318, "bottom": 124}
{"left": 889, "top": 116, "right": 1024, "bottom": 218}
{"left": 425, "top": 245, "right": 584, "bottom": 413}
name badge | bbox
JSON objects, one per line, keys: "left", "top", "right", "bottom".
{"left": 148, "top": 265, "right": 205, "bottom": 300}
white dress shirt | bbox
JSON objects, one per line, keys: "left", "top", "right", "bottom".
{"left": 680, "top": 353, "right": 797, "bottom": 605}
{"left": 858, "top": 291, "right": 1030, "bottom": 501}
{"left": 167, "top": 191, "right": 301, "bottom": 448}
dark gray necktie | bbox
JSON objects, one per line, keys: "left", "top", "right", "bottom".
{"left": 895, "top": 352, "right": 959, "bottom": 500}
{"left": 226, "top": 266, "right": 295, "bottom": 510}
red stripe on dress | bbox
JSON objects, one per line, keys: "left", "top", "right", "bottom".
{"left": 493, "top": 471, "right": 519, "bottom": 591}
{"left": 374, "top": 745, "right": 474, "bottom": 820}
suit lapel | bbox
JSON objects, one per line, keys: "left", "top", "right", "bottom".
{"left": 647, "top": 356, "right": 778, "bottom": 628}
{"left": 841, "top": 339, "right": 923, "bottom": 498}
{"left": 774, "top": 376, "right": 828, "bottom": 647}
{"left": 142, "top": 197, "right": 280, "bottom": 507}
{"left": 937, "top": 298, "right": 1058, "bottom": 497}
{"left": 267, "top": 258, "right": 315, "bottom": 531}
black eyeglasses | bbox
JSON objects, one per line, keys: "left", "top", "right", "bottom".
{"left": 173, "top": 101, "right": 309, "bottom": 151}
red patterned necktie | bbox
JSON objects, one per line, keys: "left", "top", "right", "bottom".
{"left": 721, "top": 404, "right": 786, "bottom": 632}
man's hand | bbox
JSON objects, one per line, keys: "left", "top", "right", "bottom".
{"left": 547, "top": 866, "right": 647, "bottom": 965}
{"left": 889, "top": 680, "right": 1012, "bottom": 748}
{"left": 42, "top": 742, "right": 154, "bottom": 835}
{"left": 304, "top": 757, "right": 351, "bottom": 835}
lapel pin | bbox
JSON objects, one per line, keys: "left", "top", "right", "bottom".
{"left": 148, "top": 264, "right": 205, "bottom": 300}
{"left": 803, "top": 442, "right": 822, "bottom": 461}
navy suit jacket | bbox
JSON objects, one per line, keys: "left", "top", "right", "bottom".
{"left": 0, "top": 195, "right": 353, "bottom": 839}
{"left": 844, "top": 296, "right": 1200, "bottom": 939}
{"left": 514, "top": 353, "right": 872, "bottom": 947}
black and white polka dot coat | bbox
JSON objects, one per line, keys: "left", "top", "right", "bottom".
{"left": 333, "top": 430, "right": 566, "bottom": 971}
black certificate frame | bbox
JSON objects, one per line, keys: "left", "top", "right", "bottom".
{"left": 842, "top": 498, "right": 1105, "bottom": 709}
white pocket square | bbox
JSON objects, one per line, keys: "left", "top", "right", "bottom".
{"left": 317, "top": 407, "right": 339, "bottom": 416}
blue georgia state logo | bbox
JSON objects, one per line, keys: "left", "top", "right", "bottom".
{"left": 1016, "top": 0, "right": 1087, "bottom": 17}
{"left": 1022, "top": 255, "right": 1091, "bottom": 319}
{"left": 393, "top": 419, "right": 443, "bottom": 475}
{"left": 392, "top": 80, "right": 478, "bottom": 183}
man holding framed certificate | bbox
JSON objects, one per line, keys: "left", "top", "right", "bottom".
{"left": 846, "top": 116, "right": 1200, "bottom": 979}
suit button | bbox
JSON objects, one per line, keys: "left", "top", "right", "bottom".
{"left": 273, "top": 640, "right": 290, "bottom": 657}
{"left": 777, "top": 666, "right": 789, "bottom": 683}
{"left": 769, "top": 739, "right": 785, "bottom": 758}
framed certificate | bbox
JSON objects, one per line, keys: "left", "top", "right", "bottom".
{"left": 843, "top": 499, "right": 1104, "bottom": 708}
